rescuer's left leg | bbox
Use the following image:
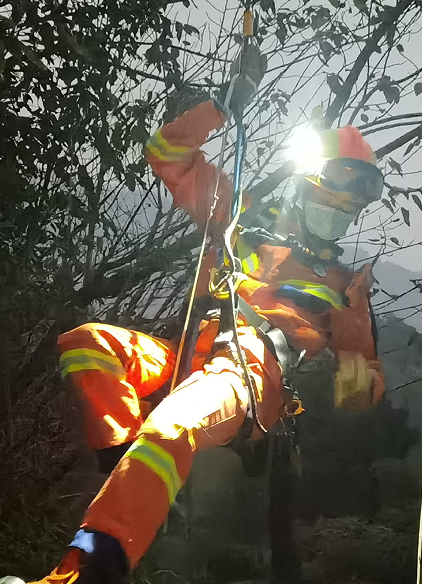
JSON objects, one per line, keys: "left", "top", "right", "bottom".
{"left": 18, "top": 328, "right": 282, "bottom": 583}
{"left": 80, "top": 352, "right": 254, "bottom": 570}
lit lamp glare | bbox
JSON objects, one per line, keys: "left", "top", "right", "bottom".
{"left": 288, "top": 127, "right": 324, "bottom": 175}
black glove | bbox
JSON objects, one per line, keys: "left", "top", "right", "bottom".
{"left": 218, "top": 44, "right": 267, "bottom": 116}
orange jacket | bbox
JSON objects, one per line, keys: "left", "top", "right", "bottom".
{"left": 146, "top": 100, "right": 384, "bottom": 399}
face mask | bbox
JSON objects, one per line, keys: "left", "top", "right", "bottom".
{"left": 304, "top": 201, "right": 354, "bottom": 241}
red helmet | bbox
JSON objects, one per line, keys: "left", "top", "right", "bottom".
{"left": 308, "top": 126, "right": 383, "bottom": 203}
{"left": 321, "top": 125, "right": 376, "bottom": 163}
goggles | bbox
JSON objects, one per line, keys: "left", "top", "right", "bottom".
{"left": 317, "top": 158, "right": 383, "bottom": 203}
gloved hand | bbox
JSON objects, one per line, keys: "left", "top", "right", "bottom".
{"left": 164, "top": 85, "right": 211, "bottom": 122}
{"left": 334, "top": 351, "right": 378, "bottom": 412}
{"left": 218, "top": 44, "right": 267, "bottom": 116}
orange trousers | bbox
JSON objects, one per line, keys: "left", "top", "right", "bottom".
{"left": 60, "top": 322, "right": 283, "bottom": 568}
{"left": 58, "top": 323, "right": 176, "bottom": 449}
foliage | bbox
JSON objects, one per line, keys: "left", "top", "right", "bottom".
{"left": 0, "top": 0, "right": 198, "bottom": 352}
{"left": 1, "top": 0, "right": 422, "bottom": 373}
{"left": 1, "top": 0, "right": 422, "bottom": 576}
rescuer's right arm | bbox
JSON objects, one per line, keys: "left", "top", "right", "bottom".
{"left": 146, "top": 100, "right": 234, "bottom": 229}
{"left": 329, "top": 264, "right": 384, "bottom": 410}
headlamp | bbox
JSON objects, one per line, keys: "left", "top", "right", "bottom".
{"left": 288, "top": 126, "right": 383, "bottom": 203}
{"left": 287, "top": 127, "right": 325, "bottom": 175}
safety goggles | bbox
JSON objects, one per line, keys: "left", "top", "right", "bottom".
{"left": 318, "top": 158, "right": 384, "bottom": 202}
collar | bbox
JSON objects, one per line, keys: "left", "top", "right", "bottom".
{"left": 240, "top": 227, "right": 350, "bottom": 277}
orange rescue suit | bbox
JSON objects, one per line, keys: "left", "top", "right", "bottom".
{"left": 146, "top": 99, "right": 383, "bottom": 389}
{"left": 53, "top": 100, "right": 383, "bottom": 571}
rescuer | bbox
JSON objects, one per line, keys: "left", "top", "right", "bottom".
{"left": 1, "top": 51, "right": 385, "bottom": 584}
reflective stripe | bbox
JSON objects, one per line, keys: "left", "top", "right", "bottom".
{"left": 125, "top": 436, "right": 182, "bottom": 504}
{"left": 241, "top": 254, "right": 260, "bottom": 275}
{"left": 146, "top": 128, "right": 192, "bottom": 162}
{"left": 59, "top": 348, "right": 125, "bottom": 379}
{"left": 154, "top": 128, "right": 191, "bottom": 154}
{"left": 322, "top": 128, "right": 340, "bottom": 159}
{"left": 278, "top": 279, "right": 344, "bottom": 310}
{"left": 236, "top": 236, "right": 260, "bottom": 275}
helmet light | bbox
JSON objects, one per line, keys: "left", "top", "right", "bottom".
{"left": 288, "top": 127, "right": 325, "bottom": 175}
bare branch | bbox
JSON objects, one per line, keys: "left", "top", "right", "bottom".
{"left": 376, "top": 123, "right": 422, "bottom": 159}
{"left": 325, "top": 0, "right": 416, "bottom": 126}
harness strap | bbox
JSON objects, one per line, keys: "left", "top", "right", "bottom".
{"left": 237, "top": 295, "right": 296, "bottom": 379}
{"left": 226, "top": 295, "right": 304, "bottom": 461}
{"left": 214, "top": 293, "right": 302, "bottom": 449}
{"left": 214, "top": 291, "right": 262, "bottom": 440}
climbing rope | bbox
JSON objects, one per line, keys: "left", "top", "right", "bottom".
{"left": 169, "top": 121, "right": 231, "bottom": 392}
{"left": 417, "top": 503, "right": 422, "bottom": 584}
{"left": 169, "top": 5, "right": 263, "bottom": 396}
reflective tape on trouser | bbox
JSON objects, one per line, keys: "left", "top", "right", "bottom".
{"left": 59, "top": 348, "right": 125, "bottom": 379}
{"left": 146, "top": 128, "right": 192, "bottom": 162}
{"left": 125, "top": 436, "right": 182, "bottom": 504}
{"left": 278, "top": 279, "right": 344, "bottom": 310}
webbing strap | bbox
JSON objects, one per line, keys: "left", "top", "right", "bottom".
{"left": 214, "top": 288, "right": 264, "bottom": 441}
{"left": 237, "top": 296, "right": 293, "bottom": 375}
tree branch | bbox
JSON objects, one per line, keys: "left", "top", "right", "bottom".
{"left": 362, "top": 120, "right": 422, "bottom": 137}
{"left": 325, "top": 0, "right": 416, "bottom": 126}
{"left": 248, "top": 161, "right": 296, "bottom": 201}
{"left": 358, "top": 113, "right": 422, "bottom": 131}
{"left": 392, "top": 378, "right": 422, "bottom": 391}
{"left": 375, "top": 123, "right": 422, "bottom": 159}
{"left": 75, "top": 231, "right": 202, "bottom": 306}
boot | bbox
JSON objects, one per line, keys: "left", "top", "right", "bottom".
{"left": 1, "top": 530, "right": 128, "bottom": 584}
{"left": 0, "top": 549, "right": 81, "bottom": 584}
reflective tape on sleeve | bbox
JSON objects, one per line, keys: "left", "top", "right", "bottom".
{"left": 146, "top": 128, "right": 192, "bottom": 162}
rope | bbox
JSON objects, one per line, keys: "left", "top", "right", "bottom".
{"left": 169, "top": 122, "right": 231, "bottom": 391}
{"left": 169, "top": 4, "right": 258, "bottom": 393}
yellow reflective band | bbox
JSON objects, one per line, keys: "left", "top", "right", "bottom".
{"left": 154, "top": 128, "right": 191, "bottom": 155}
{"left": 146, "top": 139, "right": 167, "bottom": 161}
{"left": 241, "top": 254, "right": 259, "bottom": 274}
{"left": 59, "top": 348, "right": 125, "bottom": 379}
{"left": 146, "top": 137, "right": 187, "bottom": 161}
{"left": 125, "top": 437, "right": 182, "bottom": 504}
{"left": 279, "top": 279, "right": 344, "bottom": 310}
{"left": 146, "top": 129, "right": 192, "bottom": 162}
{"left": 236, "top": 236, "right": 260, "bottom": 275}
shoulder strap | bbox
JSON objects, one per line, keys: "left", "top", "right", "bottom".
{"left": 237, "top": 295, "right": 298, "bottom": 378}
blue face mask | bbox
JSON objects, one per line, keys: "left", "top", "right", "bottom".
{"left": 304, "top": 201, "right": 354, "bottom": 241}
